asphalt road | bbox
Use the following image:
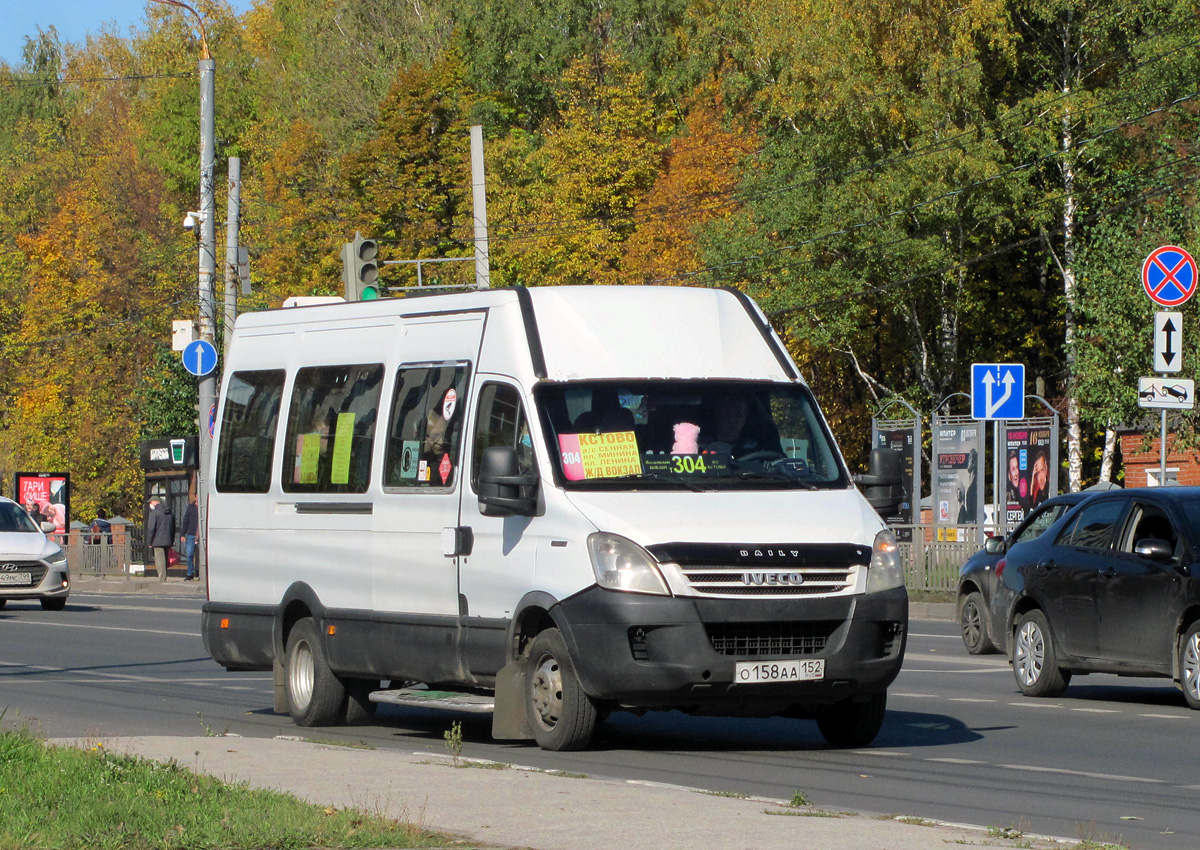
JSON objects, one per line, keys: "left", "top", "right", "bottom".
{"left": 1, "top": 590, "right": 1197, "bottom": 848}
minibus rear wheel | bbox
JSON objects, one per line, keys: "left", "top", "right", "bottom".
{"left": 285, "top": 618, "right": 346, "bottom": 727}
{"left": 526, "top": 628, "right": 597, "bottom": 751}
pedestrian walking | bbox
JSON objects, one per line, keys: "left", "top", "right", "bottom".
{"left": 145, "top": 498, "right": 175, "bottom": 582}
{"left": 181, "top": 495, "right": 199, "bottom": 581}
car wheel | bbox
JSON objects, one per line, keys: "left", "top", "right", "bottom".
{"left": 1013, "top": 610, "right": 1070, "bottom": 697}
{"left": 816, "top": 691, "right": 887, "bottom": 748}
{"left": 525, "top": 628, "right": 598, "bottom": 751}
{"left": 40, "top": 597, "right": 67, "bottom": 611}
{"left": 959, "top": 591, "right": 994, "bottom": 655}
{"left": 1179, "top": 623, "right": 1200, "bottom": 710}
{"left": 285, "top": 619, "right": 346, "bottom": 726}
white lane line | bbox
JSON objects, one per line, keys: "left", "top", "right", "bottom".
{"left": 948, "top": 698, "right": 996, "bottom": 703}
{"left": 0, "top": 661, "right": 247, "bottom": 686}
{"left": 852, "top": 750, "right": 907, "bottom": 757}
{"left": 926, "top": 758, "right": 986, "bottom": 765}
{"left": 1007, "top": 701, "right": 1061, "bottom": 708}
{"left": 892, "top": 692, "right": 938, "bottom": 698}
{"left": 1070, "top": 708, "right": 1119, "bottom": 714}
{"left": 902, "top": 668, "right": 1008, "bottom": 674}
{"left": 909, "top": 633, "right": 961, "bottom": 639}
{"left": 1139, "top": 713, "right": 1186, "bottom": 720}
{"left": 998, "top": 763, "right": 1164, "bottom": 784}
{"left": 0, "top": 620, "right": 197, "bottom": 637}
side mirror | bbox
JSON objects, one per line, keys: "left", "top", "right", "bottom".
{"left": 1134, "top": 538, "right": 1174, "bottom": 562}
{"left": 40, "top": 521, "right": 56, "bottom": 535}
{"left": 984, "top": 536, "right": 1006, "bottom": 555}
{"left": 853, "top": 448, "right": 904, "bottom": 517}
{"left": 478, "top": 446, "right": 539, "bottom": 518}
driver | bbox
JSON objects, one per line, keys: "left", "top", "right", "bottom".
{"left": 703, "top": 393, "right": 780, "bottom": 459}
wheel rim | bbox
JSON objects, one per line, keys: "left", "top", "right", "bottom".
{"left": 961, "top": 601, "right": 983, "bottom": 649}
{"left": 288, "top": 638, "right": 315, "bottom": 711}
{"left": 1014, "top": 620, "right": 1044, "bottom": 687}
{"left": 530, "top": 651, "right": 563, "bottom": 732}
{"left": 1183, "top": 633, "right": 1200, "bottom": 702}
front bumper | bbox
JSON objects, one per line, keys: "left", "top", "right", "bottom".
{"left": 0, "top": 564, "right": 70, "bottom": 599}
{"left": 554, "top": 585, "right": 907, "bottom": 711}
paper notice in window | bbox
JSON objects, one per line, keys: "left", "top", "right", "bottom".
{"left": 558, "top": 432, "right": 642, "bottom": 480}
{"left": 298, "top": 433, "right": 321, "bottom": 484}
{"left": 330, "top": 412, "right": 356, "bottom": 484}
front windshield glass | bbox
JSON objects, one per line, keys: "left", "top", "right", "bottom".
{"left": 0, "top": 503, "right": 40, "bottom": 532}
{"left": 535, "top": 380, "right": 848, "bottom": 490}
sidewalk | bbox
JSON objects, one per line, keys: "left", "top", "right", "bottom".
{"left": 67, "top": 735, "right": 1064, "bottom": 850}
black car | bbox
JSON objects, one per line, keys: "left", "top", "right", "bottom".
{"left": 994, "top": 486, "right": 1200, "bottom": 709}
{"left": 957, "top": 493, "right": 1090, "bottom": 654}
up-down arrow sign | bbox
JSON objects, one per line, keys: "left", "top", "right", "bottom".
{"left": 1155, "top": 311, "right": 1183, "bottom": 374}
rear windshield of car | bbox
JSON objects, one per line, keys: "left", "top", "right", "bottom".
{"left": 0, "top": 503, "right": 40, "bottom": 533}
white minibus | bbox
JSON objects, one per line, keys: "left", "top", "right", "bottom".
{"left": 202, "top": 285, "right": 906, "bottom": 750}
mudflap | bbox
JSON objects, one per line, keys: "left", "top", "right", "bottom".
{"left": 273, "top": 658, "right": 288, "bottom": 715}
{"left": 491, "top": 659, "right": 533, "bottom": 741}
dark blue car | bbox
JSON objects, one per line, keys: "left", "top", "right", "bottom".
{"left": 956, "top": 492, "right": 1089, "bottom": 654}
{"left": 994, "top": 486, "right": 1200, "bottom": 709}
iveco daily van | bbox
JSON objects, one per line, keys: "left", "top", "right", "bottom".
{"left": 202, "top": 285, "right": 907, "bottom": 750}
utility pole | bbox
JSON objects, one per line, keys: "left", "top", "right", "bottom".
{"left": 223, "top": 157, "right": 241, "bottom": 358}
{"left": 470, "top": 125, "right": 491, "bottom": 288}
{"left": 197, "top": 49, "right": 216, "bottom": 582}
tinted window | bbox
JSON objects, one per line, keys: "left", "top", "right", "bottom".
{"left": 1121, "top": 504, "right": 1182, "bottom": 561}
{"left": 281, "top": 364, "right": 385, "bottom": 493}
{"left": 472, "top": 383, "right": 533, "bottom": 488}
{"left": 216, "top": 370, "right": 285, "bottom": 493}
{"left": 383, "top": 363, "right": 471, "bottom": 488}
{"left": 1011, "top": 502, "right": 1071, "bottom": 546}
{"left": 1056, "top": 500, "right": 1125, "bottom": 550}
{"left": 0, "top": 503, "right": 38, "bottom": 533}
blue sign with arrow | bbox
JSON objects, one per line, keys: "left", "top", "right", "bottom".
{"left": 971, "top": 363, "right": 1025, "bottom": 420}
{"left": 182, "top": 339, "right": 218, "bottom": 377}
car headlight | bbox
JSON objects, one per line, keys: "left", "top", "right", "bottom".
{"left": 587, "top": 533, "right": 670, "bottom": 596}
{"left": 45, "top": 549, "right": 68, "bottom": 569}
{"left": 866, "top": 528, "right": 904, "bottom": 593}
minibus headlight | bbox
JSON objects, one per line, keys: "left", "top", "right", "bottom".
{"left": 866, "top": 529, "right": 904, "bottom": 593}
{"left": 587, "top": 533, "right": 670, "bottom": 596}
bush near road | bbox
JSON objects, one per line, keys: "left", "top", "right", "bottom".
{"left": 0, "top": 728, "right": 456, "bottom": 850}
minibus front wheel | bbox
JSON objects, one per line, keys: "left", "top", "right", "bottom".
{"left": 526, "top": 628, "right": 598, "bottom": 751}
{"left": 285, "top": 618, "right": 346, "bottom": 727}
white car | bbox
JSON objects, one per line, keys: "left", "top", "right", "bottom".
{"left": 0, "top": 497, "right": 69, "bottom": 610}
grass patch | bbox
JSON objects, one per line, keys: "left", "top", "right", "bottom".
{"left": 0, "top": 729, "right": 456, "bottom": 849}
{"left": 698, "top": 789, "right": 749, "bottom": 799}
{"left": 764, "top": 808, "right": 843, "bottom": 818}
{"left": 302, "top": 737, "right": 376, "bottom": 751}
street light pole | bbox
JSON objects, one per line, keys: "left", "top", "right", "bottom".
{"left": 151, "top": 0, "right": 216, "bottom": 580}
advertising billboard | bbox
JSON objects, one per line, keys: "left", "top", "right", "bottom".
{"left": 13, "top": 472, "right": 70, "bottom": 538}
{"left": 1003, "top": 422, "right": 1056, "bottom": 527}
{"left": 933, "top": 419, "right": 983, "bottom": 538}
{"left": 872, "top": 419, "right": 920, "bottom": 542}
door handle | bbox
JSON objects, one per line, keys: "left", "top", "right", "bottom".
{"left": 441, "top": 526, "right": 474, "bottom": 557}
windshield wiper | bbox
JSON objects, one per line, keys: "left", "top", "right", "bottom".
{"left": 600, "top": 473, "right": 710, "bottom": 492}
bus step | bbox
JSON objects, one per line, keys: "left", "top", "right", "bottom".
{"left": 369, "top": 687, "right": 495, "bottom": 713}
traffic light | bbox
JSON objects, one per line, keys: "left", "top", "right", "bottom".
{"left": 341, "top": 232, "right": 380, "bottom": 301}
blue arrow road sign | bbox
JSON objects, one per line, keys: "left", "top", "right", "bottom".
{"left": 971, "top": 363, "right": 1025, "bottom": 420}
{"left": 182, "top": 339, "right": 218, "bottom": 377}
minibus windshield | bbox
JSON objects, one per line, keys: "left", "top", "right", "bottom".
{"left": 535, "top": 381, "right": 848, "bottom": 491}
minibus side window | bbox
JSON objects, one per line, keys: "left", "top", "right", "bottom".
{"left": 281, "top": 364, "right": 384, "bottom": 493}
{"left": 471, "top": 383, "right": 533, "bottom": 489}
{"left": 383, "top": 363, "right": 471, "bottom": 488}
{"left": 215, "top": 369, "right": 285, "bottom": 493}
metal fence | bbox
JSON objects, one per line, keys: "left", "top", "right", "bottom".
{"left": 893, "top": 525, "right": 981, "bottom": 592}
{"left": 58, "top": 525, "right": 147, "bottom": 578}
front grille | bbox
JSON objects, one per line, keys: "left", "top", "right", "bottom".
{"left": 0, "top": 560, "right": 47, "bottom": 587}
{"left": 707, "top": 621, "right": 837, "bottom": 657}
{"left": 682, "top": 566, "right": 856, "bottom": 597}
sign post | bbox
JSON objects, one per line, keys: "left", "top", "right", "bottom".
{"left": 1142, "top": 245, "right": 1197, "bottom": 485}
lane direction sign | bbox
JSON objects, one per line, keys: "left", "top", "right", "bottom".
{"left": 1138, "top": 377, "right": 1195, "bottom": 410}
{"left": 182, "top": 339, "right": 218, "bottom": 377}
{"left": 1154, "top": 311, "right": 1183, "bottom": 373}
{"left": 971, "top": 363, "right": 1025, "bottom": 420}
{"left": 1142, "top": 245, "right": 1197, "bottom": 307}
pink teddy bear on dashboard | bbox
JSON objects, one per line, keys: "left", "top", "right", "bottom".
{"left": 672, "top": 422, "right": 701, "bottom": 454}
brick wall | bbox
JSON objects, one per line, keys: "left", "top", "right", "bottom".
{"left": 1119, "top": 430, "right": 1200, "bottom": 487}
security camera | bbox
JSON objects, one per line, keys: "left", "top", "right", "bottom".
{"left": 183, "top": 211, "right": 198, "bottom": 231}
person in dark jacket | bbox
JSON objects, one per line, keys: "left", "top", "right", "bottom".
{"left": 181, "top": 495, "right": 199, "bottom": 581}
{"left": 145, "top": 499, "right": 176, "bottom": 582}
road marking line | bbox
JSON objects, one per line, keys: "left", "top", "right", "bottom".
{"left": 902, "top": 668, "right": 1007, "bottom": 674}
{"left": 1138, "top": 713, "right": 1186, "bottom": 720}
{"left": 909, "top": 633, "right": 960, "bottom": 639}
{"left": 926, "top": 758, "right": 986, "bottom": 765}
{"left": 998, "top": 764, "right": 1163, "bottom": 784}
{"left": 852, "top": 750, "right": 906, "bottom": 757}
{"left": 1007, "top": 701, "right": 1061, "bottom": 708}
{"left": 892, "top": 692, "right": 937, "bottom": 698}
{"left": 948, "top": 698, "right": 996, "bottom": 703}
{"left": 1070, "top": 708, "right": 1119, "bottom": 714}
{"left": 0, "top": 620, "right": 197, "bottom": 637}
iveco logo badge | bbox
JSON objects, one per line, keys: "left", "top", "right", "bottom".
{"left": 0, "top": 563, "right": 17, "bottom": 571}
{"left": 742, "top": 572, "right": 805, "bottom": 586}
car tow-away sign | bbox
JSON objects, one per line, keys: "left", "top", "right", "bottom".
{"left": 1138, "top": 377, "right": 1195, "bottom": 410}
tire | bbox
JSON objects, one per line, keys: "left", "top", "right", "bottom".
{"left": 1012, "top": 610, "right": 1070, "bottom": 697}
{"left": 343, "top": 678, "right": 378, "bottom": 725}
{"left": 525, "top": 628, "right": 598, "bottom": 751}
{"left": 40, "top": 597, "right": 66, "bottom": 611}
{"left": 284, "top": 619, "right": 346, "bottom": 726}
{"left": 1179, "top": 623, "right": 1200, "bottom": 710}
{"left": 816, "top": 691, "right": 887, "bottom": 748}
{"left": 959, "top": 591, "right": 994, "bottom": 655}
